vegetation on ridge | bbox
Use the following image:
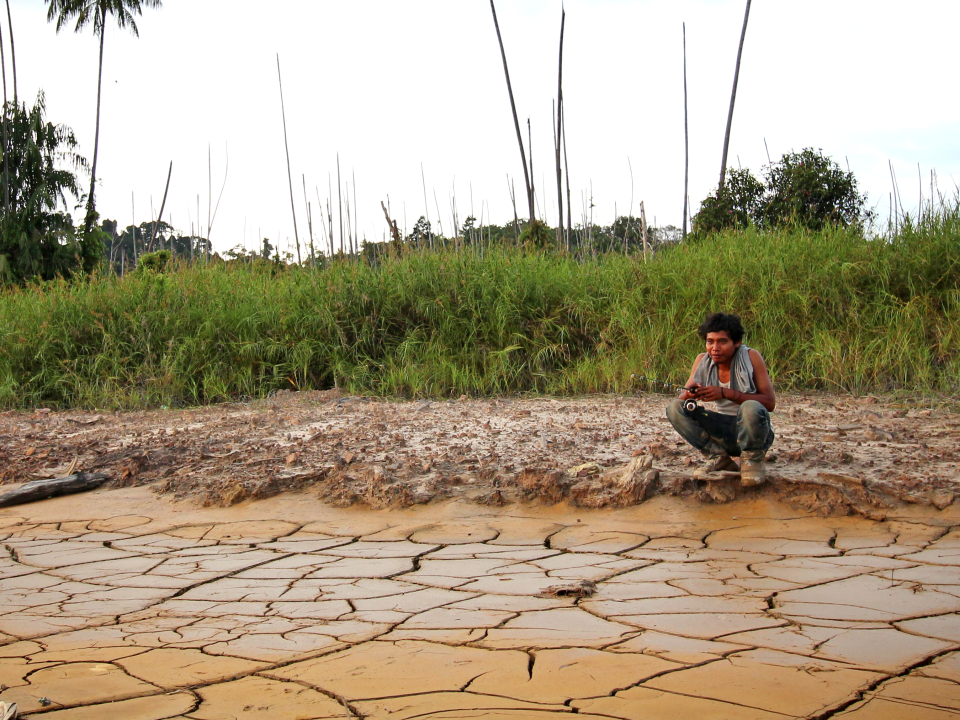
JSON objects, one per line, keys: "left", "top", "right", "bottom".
{"left": 0, "top": 205, "right": 957, "bottom": 410}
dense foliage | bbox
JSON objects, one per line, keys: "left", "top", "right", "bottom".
{"left": 0, "top": 95, "right": 101, "bottom": 284}
{"left": 0, "top": 207, "right": 957, "bottom": 409}
{"left": 694, "top": 149, "right": 872, "bottom": 234}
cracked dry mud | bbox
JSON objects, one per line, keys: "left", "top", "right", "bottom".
{"left": 2, "top": 486, "right": 960, "bottom": 719}
{"left": 2, "top": 392, "right": 960, "bottom": 718}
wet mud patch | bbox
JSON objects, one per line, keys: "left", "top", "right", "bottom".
{"left": 1, "top": 391, "right": 958, "bottom": 517}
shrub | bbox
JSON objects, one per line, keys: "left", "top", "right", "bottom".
{"left": 693, "top": 148, "right": 872, "bottom": 235}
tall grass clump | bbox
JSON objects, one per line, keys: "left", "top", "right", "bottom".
{"left": 0, "top": 203, "right": 957, "bottom": 409}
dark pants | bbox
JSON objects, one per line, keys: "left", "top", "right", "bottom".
{"left": 666, "top": 399, "right": 774, "bottom": 459}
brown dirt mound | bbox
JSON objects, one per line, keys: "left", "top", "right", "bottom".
{"left": 2, "top": 391, "right": 958, "bottom": 517}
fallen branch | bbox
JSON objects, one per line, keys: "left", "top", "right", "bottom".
{"left": 0, "top": 473, "right": 109, "bottom": 508}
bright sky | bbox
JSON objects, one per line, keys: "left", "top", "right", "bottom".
{"left": 11, "top": 0, "right": 960, "bottom": 255}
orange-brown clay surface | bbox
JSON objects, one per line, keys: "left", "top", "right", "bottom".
{"left": 2, "top": 393, "right": 960, "bottom": 718}
{"left": 2, "top": 482, "right": 960, "bottom": 718}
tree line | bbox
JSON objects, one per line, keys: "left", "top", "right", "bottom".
{"left": 0, "top": 0, "right": 874, "bottom": 286}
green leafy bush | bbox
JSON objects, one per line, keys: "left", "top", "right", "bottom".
{"left": 693, "top": 148, "right": 872, "bottom": 235}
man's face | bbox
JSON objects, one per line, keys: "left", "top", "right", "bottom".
{"left": 705, "top": 331, "right": 741, "bottom": 365}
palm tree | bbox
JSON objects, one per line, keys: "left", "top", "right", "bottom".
{"left": 46, "top": 0, "right": 162, "bottom": 235}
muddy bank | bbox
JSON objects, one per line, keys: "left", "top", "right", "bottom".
{"left": 1, "top": 391, "right": 958, "bottom": 517}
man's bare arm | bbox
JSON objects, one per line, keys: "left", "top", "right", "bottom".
{"left": 732, "top": 349, "right": 776, "bottom": 411}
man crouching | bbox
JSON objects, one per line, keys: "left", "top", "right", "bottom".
{"left": 667, "top": 312, "right": 776, "bottom": 486}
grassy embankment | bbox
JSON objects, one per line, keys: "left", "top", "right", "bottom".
{"left": 0, "top": 211, "right": 957, "bottom": 409}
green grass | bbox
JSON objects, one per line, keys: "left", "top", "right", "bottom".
{"left": 1, "top": 208, "right": 958, "bottom": 409}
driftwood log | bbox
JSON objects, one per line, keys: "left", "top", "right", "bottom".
{"left": 0, "top": 473, "right": 109, "bottom": 508}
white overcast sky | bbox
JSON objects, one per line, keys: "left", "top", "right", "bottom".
{"left": 11, "top": 0, "right": 960, "bottom": 255}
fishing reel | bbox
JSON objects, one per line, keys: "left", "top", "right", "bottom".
{"left": 631, "top": 374, "right": 700, "bottom": 413}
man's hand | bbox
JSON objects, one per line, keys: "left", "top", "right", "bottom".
{"left": 680, "top": 383, "right": 701, "bottom": 401}
{"left": 691, "top": 385, "right": 725, "bottom": 403}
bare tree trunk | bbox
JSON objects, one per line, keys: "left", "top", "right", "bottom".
{"left": 192, "top": 196, "right": 197, "bottom": 262}
{"left": 0, "top": 14, "right": 9, "bottom": 217}
{"left": 303, "top": 175, "right": 315, "bottom": 266}
{"left": 4, "top": 0, "right": 14, "bottom": 102}
{"left": 337, "top": 155, "right": 344, "bottom": 255}
{"left": 277, "top": 55, "right": 301, "bottom": 265}
{"left": 562, "top": 105, "right": 572, "bottom": 251}
{"left": 490, "top": 0, "right": 535, "bottom": 222}
{"left": 527, "top": 118, "right": 535, "bottom": 221}
{"left": 421, "top": 163, "right": 432, "bottom": 250}
{"left": 555, "top": 7, "right": 566, "bottom": 245}
{"left": 132, "top": 192, "right": 137, "bottom": 265}
{"left": 83, "top": 3, "right": 107, "bottom": 236}
{"left": 352, "top": 170, "right": 358, "bottom": 252}
{"left": 507, "top": 174, "right": 519, "bottom": 244}
{"left": 206, "top": 146, "right": 211, "bottom": 260}
{"left": 719, "top": 0, "right": 752, "bottom": 191}
{"left": 147, "top": 161, "right": 172, "bottom": 252}
{"left": 640, "top": 200, "right": 650, "bottom": 261}
{"left": 683, "top": 22, "right": 690, "bottom": 238}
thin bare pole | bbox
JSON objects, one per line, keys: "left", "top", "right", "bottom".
{"left": 421, "top": 163, "right": 432, "bottom": 249}
{"left": 490, "top": 0, "right": 535, "bottom": 222}
{"left": 315, "top": 186, "right": 329, "bottom": 262}
{"left": 147, "top": 161, "right": 172, "bottom": 252}
{"left": 4, "top": 0, "right": 14, "bottom": 101}
{"left": 562, "top": 104, "right": 572, "bottom": 251}
{"left": 640, "top": 200, "right": 650, "bottom": 260}
{"left": 206, "top": 143, "right": 228, "bottom": 251}
{"left": 0, "top": 14, "right": 9, "bottom": 217}
{"left": 682, "top": 22, "right": 690, "bottom": 238}
{"left": 276, "top": 55, "right": 301, "bottom": 264}
{"left": 527, "top": 118, "right": 535, "bottom": 221}
{"left": 206, "top": 145, "right": 211, "bottom": 260}
{"left": 345, "top": 182, "right": 353, "bottom": 255}
{"left": 555, "top": 6, "right": 566, "bottom": 245}
{"left": 352, "top": 170, "right": 358, "bottom": 252}
{"left": 507, "top": 174, "right": 519, "bottom": 244}
{"left": 719, "top": 0, "right": 752, "bottom": 191}
{"left": 337, "top": 155, "right": 344, "bottom": 255}
{"left": 627, "top": 158, "right": 634, "bottom": 253}
{"left": 132, "top": 192, "right": 137, "bottom": 264}
{"left": 303, "top": 175, "right": 315, "bottom": 266}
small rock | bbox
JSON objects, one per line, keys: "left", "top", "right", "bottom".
{"left": 475, "top": 489, "right": 508, "bottom": 506}
{"left": 933, "top": 491, "right": 955, "bottom": 510}
{"left": 568, "top": 462, "right": 601, "bottom": 478}
{"left": 539, "top": 580, "right": 597, "bottom": 598}
{"left": 221, "top": 484, "right": 247, "bottom": 506}
{"left": 701, "top": 480, "right": 739, "bottom": 503}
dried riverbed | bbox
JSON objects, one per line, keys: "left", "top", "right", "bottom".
{"left": 3, "top": 391, "right": 960, "bottom": 718}
{"left": 2, "top": 485, "right": 960, "bottom": 718}
{"left": 1, "top": 391, "right": 959, "bottom": 516}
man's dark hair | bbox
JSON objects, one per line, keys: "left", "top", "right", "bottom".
{"left": 698, "top": 312, "right": 745, "bottom": 343}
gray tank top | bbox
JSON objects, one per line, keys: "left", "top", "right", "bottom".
{"left": 715, "top": 380, "right": 739, "bottom": 416}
